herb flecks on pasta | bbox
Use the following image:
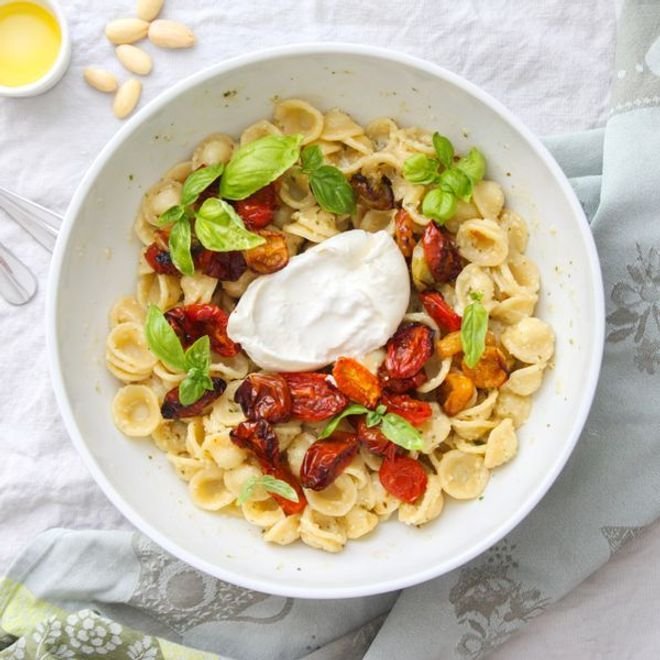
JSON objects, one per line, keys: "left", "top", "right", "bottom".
{"left": 107, "top": 99, "right": 556, "bottom": 553}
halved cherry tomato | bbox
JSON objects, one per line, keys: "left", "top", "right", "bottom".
{"left": 165, "top": 303, "right": 240, "bottom": 357}
{"left": 281, "top": 372, "right": 348, "bottom": 422}
{"left": 394, "top": 208, "right": 416, "bottom": 258}
{"left": 461, "top": 346, "right": 509, "bottom": 389}
{"left": 194, "top": 248, "right": 247, "bottom": 281}
{"left": 422, "top": 222, "right": 462, "bottom": 283}
{"left": 419, "top": 290, "right": 462, "bottom": 332}
{"left": 144, "top": 243, "right": 179, "bottom": 275}
{"left": 161, "top": 377, "right": 226, "bottom": 419}
{"left": 229, "top": 419, "right": 281, "bottom": 467}
{"left": 300, "top": 431, "right": 360, "bottom": 490}
{"left": 234, "top": 183, "right": 278, "bottom": 230}
{"left": 381, "top": 392, "right": 432, "bottom": 427}
{"left": 264, "top": 465, "right": 307, "bottom": 515}
{"left": 350, "top": 173, "right": 394, "bottom": 210}
{"left": 356, "top": 417, "right": 397, "bottom": 458}
{"left": 332, "top": 357, "right": 382, "bottom": 408}
{"left": 378, "top": 364, "right": 428, "bottom": 394}
{"left": 379, "top": 454, "right": 428, "bottom": 503}
{"left": 234, "top": 373, "right": 292, "bottom": 423}
{"left": 385, "top": 322, "right": 435, "bottom": 379}
{"left": 438, "top": 371, "right": 475, "bottom": 416}
{"left": 244, "top": 229, "right": 289, "bottom": 274}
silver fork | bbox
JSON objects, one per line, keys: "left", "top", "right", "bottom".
{"left": 0, "top": 186, "right": 63, "bottom": 305}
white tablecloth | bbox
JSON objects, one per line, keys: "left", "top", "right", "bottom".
{"left": 4, "top": 0, "right": 657, "bottom": 657}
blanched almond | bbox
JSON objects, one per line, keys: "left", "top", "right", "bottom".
{"left": 115, "top": 45, "right": 153, "bottom": 76}
{"left": 136, "top": 0, "right": 164, "bottom": 21}
{"left": 105, "top": 18, "right": 149, "bottom": 45}
{"left": 148, "top": 19, "right": 196, "bottom": 49}
{"left": 113, "top": 79, "right": 142, "bottom": 119}
{"left": 83, "top": 67, "right": 118, "bottom": 93}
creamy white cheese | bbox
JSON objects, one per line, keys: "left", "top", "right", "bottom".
{"left": 227, "top": 229, "right": 410, "bottom": 372}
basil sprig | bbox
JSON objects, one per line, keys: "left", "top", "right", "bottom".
{"left": 145, "top": 305, "right": 214, "bottom": 405}
{"left": 220, "top": 134, "right": 304, "bottom": 200}
{"left": 195, "top": 198, "right": 266, "bottom": 252}
{"left": 156, "top": 164, "right": 224, "bottom": 276}
{"left": 402, "top": 133, "right": 486, "bottom": 224}
{"left": 238, "top": 474, "right": 299, "bottom": 505}
{"left": 461, "top": 291, "right": 489, "bottom": 368}
{"left": 300, "top": 145, "right": 356, "bottom": 215}
{"left": 319, "top": 402, "right": 424, "bottom": 452}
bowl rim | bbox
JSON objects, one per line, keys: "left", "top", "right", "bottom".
{"left": 47, "top": 42, "right": 605, "bottom": 599}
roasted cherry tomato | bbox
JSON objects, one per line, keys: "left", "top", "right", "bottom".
{"left": 234, "top": 373, "right": 292, "bottom": 423}
{"left": 422, "top": 222, "right": 462, "bottom": 283}
{"left": 350, "top": 173, "right": 394, "bottom": 210}
{"left": 281, "top": 372, "right": 348, "bottom": 422}
{"left": 234, "top": 183, "right": 278, "bottom": 230}
{"left": 244, "top": 229, "right": 289, "bottom": 274}
{"left": 419, "top": 290, "right": 462, "bottom": 332}
{"left": 332, "top": 357, "right": 382, "bottom": 408}
{"left": 264, "top": 465, "right": 307, "bottom": 515}
{"left": 381, "top": 392, "right": 432, "bottom": 427}
{"left": 165, "top": 303, "right": 240, "bottom": 357}
{"left": 356, "top": 417, "right": 398, "bottom": 458}
{"left": 300, "top": 431, "right": 360, "bottom": 490}
{"left": 229, "top": 419, "right": 281, "bottom": 468}
{"left": 161, "top": 377, "right": 226, "bottom": 419}
{"left": 377, "top": 364, "right": 428, "bottom": 394}
{"left": 438, "top": 371, "right": 476, "bottom": 416}
{"left": 194, "top": 248, "right": 247, "bottom": 281}
{"left": 461, "top": 346, "right": 509, "bottom": 389}
{"left": 394, "top": 208, "right": 416, "bottom": 258}
{"left": 385, "top": 322, "right": 435, "bottom": 379}
{"left": 144, "top": 242, "right": 179, "bottom": 275}
{"left": 379, "top": 454, "right": 428, "bottom": 503}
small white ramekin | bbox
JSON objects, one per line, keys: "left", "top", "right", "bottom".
{"left": 0, "top": 0, "right": 71, "bottom": 98}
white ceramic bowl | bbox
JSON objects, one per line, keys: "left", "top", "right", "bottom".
{"left": 47, "top": 44, "right": 604, "bottom": 599}
{"left": 0, "top": 0, "right": 71, "bottom": 98}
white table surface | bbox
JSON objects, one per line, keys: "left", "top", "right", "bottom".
{"left": 4, "top": 1, "right": 657, "bottom": 657}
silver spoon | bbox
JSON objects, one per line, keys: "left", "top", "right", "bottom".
{"left": 0, "top": 240, "right": 37, "bottom": 305}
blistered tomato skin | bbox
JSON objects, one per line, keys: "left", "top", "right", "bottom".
{"left": 356, "top": 417, "right": 398, "bottom": 457}
{"left": 281, "top": 372, "right": 348, "bottom": 422}
{"left": 234, "top": 183, "right": 278, "bottom": 230}
{"left": 394, "top": 208, "right": 416, "bottom": 258}
{"left": 229, "top": 419, "right": 281, "bottom": 467}
{"left": 300, "top": 431, "right": 360, "bottom": 490}
{"left": 379, "top": 454, "right": 428, "bottom": 503}
{"left": 244, "top": 229, "right": 289, "bottom": 274}
{"left": 234, "top": 373, "right": 292, "bottom": 423}
{"left": 422, "top": 222, "right": 463, "bottom": 283}
{"left": 161, "top": 378, "right": 226, "bottom": 419}
{"left": 385, "top": 322, "right": 435, "bottom": 379}
{"left": 144, "top": 243, "right": 179, "bottom": 275}
{"left": 350, "top": 173, "right": 395, "bottom": 210}
{"left": 332, "top": 357, "right": 382, "bottom": 408}
{"left": 378, "top": 364, "right": 428, "bottom": 394}
{"left": 380, "top": 391, "right": 432, "bottom": 426}
{"left": 266, "top": 466, "right": 307, "bottom": 515}
{"left": 165, "top": 303, "right": 240, "bottom": 357}
{"left": 194, "top": 248, "right": 247, "bottom": 281}
{"left": 419, "top": 290, "right": 462, "bottom": 332}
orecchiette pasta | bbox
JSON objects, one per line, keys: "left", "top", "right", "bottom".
{"left": 107, "top": 101, "right": 556, "bottom": 553}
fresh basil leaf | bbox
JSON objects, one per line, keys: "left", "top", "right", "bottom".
{"left": 319, "top": 403, "right": 370, "bottom": 439}
{"left": 195, "top": 198, "right": 266, "bottom": 252}
{"left": 456, "top": 147, "right": 486, "bottom": 184}
{"left": 461, "top": 292, "right": 489, "bottom": 368}
{"left": 145, "top": 305, "right": 186, "bottom": 371}
{"left": 432, "top": 133, "right": 454, "bottom": 169}
{"left": 380, "top": 413, "right": 425, "bottom": 451}
{"left": 179, "top": 374, "right": 208, "bottom": 406}
{"left": 168, "top": 218, "right": 194, "bottom": 275}
{"left": 309, "top": 165, "right": 356, "bottom": 215}
{"left": 238, "top": 475, "right": 299, "bottom": 505}
{"left": 375, "top": 404, "right": 387, "bottom": 415}
{"left": 422, "top": 188, "right": 457, "bottom": 224}
{"left": 301, "top": 144, "right": 323, "bottom": 173}
{"left": 439, "top": 168, "right": 473, "bottom": 202}
{"left": 402, "top": 154, "right": 440, "bottom": 185}
{"left": 184, "top": 335, "right": 211, "bottom": 372}
{"left": 220, "top": 134, "right": 303, "bottom": 200}
{"left": 158, "top": 204, "right": 185, "bottom": 226}
{"left": 181, "top": 163, "right": 224, "bottom": 206}
{"left": 365, "top": 409, "right": 385, "bottom": 428}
